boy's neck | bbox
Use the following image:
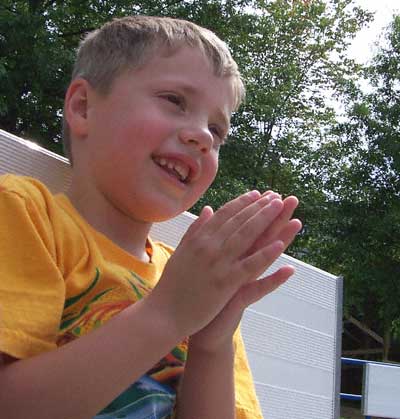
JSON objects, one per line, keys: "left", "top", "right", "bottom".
{"left": 66, "top": 178, "right": 152, "bottom": 263}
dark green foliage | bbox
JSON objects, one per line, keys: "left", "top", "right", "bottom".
{"left": 307, "top": 15, "right": 400, "bottom": 359}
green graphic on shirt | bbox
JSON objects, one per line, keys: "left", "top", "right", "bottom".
{"left": 60, "top": 269, "right": 114, "bottom": 330}
{"left": 59, "top": 268, "right": 155, "bottom": 340}
{"left": 64, "top": 268, "right": 101, "bottom": 309}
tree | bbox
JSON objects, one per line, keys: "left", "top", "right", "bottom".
{"left": 309, "top": 15, "right": 400, "bottom": 360}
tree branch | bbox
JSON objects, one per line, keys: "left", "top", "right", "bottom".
{"left": 345, "top": 315, "right": 384, "bottom": 345}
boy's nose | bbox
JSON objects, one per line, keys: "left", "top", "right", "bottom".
{"left": 178, "top": 126, "right": 213, "bottom": 154}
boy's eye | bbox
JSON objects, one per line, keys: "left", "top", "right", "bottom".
{"left": 209, "top": 125, "right": 226, "bottom": 146}
{"left": 162, "top": 94, "right": 185, "bottom": 110}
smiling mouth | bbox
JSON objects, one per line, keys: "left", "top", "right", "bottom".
{"left": 153, "top": 156, "right": 190, "bottom": 183}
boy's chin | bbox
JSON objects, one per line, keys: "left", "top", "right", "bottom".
{"left": 129, "top": 204, "right": 190, "bottom": 224}
{"left": 139, "top": 208, "right": 189, "bottom": 223}
{"left": 120, "top": 191, "right": 202, "bottom": 224}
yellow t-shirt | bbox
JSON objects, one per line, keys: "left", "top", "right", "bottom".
{"left": 0, "top": 174, "right": 263, "bottom": 419}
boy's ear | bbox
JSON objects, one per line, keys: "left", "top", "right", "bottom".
{"left": 64, "top": 78, "right": 91, "bottom": 139}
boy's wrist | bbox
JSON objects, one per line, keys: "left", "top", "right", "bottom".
{"left": 137, "top": 296, "right": 187, "bottom": 345}
{"left": 188, "top": 335, "right": 235, "bottom": 359}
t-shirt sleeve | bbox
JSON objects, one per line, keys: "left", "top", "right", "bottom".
{"left": 0, "top": 183, "right": 65, "bottom": 359}
{"left": 234, "top": 328, "right": 264, "bottom": 419}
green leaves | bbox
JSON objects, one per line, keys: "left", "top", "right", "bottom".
{"left": 313, "top": 14, "right": 400, "bottom": 358}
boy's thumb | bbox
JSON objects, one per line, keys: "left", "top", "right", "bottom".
{"left": 180, "top": 206, "right": 214, "bottom": 244}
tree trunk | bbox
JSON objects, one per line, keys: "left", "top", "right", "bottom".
{"left": 383, "top": 319, "right": 392, "bottom": 361}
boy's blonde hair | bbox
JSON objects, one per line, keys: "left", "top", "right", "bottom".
{"left": 63, "top": 15, "right": 245, "bottom": 162}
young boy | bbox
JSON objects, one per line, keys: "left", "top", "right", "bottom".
{"left": 0, "top": 16, "right": 302, "bottom": 418}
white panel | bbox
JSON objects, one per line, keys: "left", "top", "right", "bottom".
{"left": 254, "top": 382, "right": 334, "bottom": 419}
{"left": 242, "top": 311, "right": 335, "bottom": 374}
{"left": 0, "top": 129, "right": 72, "bottom": 193}
{"left": 362, "top": 363, "right": 400, "bottom": 417}
{"left": 0, "top": 129, "right": 342, "bottom": 419}
{"left": 266, "top": 254, "right": 338, "bottom": 312}
{"left": 251, "top": 290, "right": 337, "bottom": 334}
{"left": 249, "top": 352, "right": 334, "bottom": 397}
{"left": 150, "top": 211, "right": 197, "bottom": 247}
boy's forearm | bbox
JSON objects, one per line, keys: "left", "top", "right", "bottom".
{"left": 176, "top": 341, "right": 236, "bottom": 419}
{"left": 0, "top": 299, "right": 182, "bottom": 419}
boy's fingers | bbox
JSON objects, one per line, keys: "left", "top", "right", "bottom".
{"left": 249, "top": 217, "right": 302, "bottom": 257}
{"left": 247, "top": 196, "right": 300, "bottom": 253}
{"left": 205, "top": 265, "right": 293, "bottom": 327}
{"left": 223, "top": 199, "right": 284, "bottom": 259}
{"left": 236, "top": 240, "right": 285, "bottom": 285}
{"left": 202, "top": 190, "right": 261, "bottom": 234}
{"left": 216, "top": 195, "right": 278, "bottom": 241}
{"left": 187, "top": 190, "right": 281, "bottom": 242}
{"left": 237, "top": 266, "right": 294, "bottom": 309}
{"left": 261, "top": 190, "right": 281, "bottom": 200}
{"left": 273, "top": 196, "right": 299, "bottom": 231}
{"left": 279, "top": 219, "right": 302, "bottom": 248}
{"left": 180, "top": 206, "right": 214, "bottom": 244}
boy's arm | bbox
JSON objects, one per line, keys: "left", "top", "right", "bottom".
{"left": 0, "top": 298, "right": 183, "bottom": 419}
{"left": 177, "top": 341, "right": 236, "bottom": 419}
{"left": 178, "top": 333, "right": 264, "bottom": 419}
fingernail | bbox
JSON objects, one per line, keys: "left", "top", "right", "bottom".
{"left": 261, "top": 190, "right": 272, "bottom": 197}
{"left": 247, "top": 190, "right": 260, "bottom": 198}
{"left": 266, "top": 193, "right": 281, "bottom": 202}
{"left": 273, "top": 240, "right": 285, "bottom": 250}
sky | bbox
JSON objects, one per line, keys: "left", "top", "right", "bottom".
{"left": 349, "top": 0, "right": 400, "bottom": 63}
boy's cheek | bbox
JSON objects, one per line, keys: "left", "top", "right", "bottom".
{"left": 203, "top": 157, "right": 218, "bottom": 185}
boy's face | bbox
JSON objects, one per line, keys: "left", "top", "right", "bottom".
{"left": 78, "top": 46, "right": 235, "bottom": 222}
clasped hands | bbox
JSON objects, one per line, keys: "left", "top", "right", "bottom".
{"left": 149, "top": 190, "right": 302, "bottom": 351}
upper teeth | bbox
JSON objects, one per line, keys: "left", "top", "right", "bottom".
{"left": 154, "top": 157, "right": 190, "bottom": 182}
